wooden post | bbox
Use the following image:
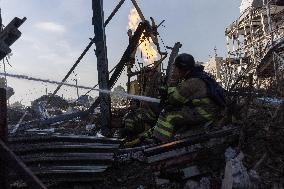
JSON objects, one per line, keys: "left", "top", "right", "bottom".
{"left": 166, "top": 42, "right": 182, "bottom": 87}
{"left": 0, "top": 87, "right": 8, "bottom": 188}
{"left": 92, "top": 0, "right": 111, "bottom": 136}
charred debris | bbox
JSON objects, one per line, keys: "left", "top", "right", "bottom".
{"left": 0, "top": 0, "right": 284, "bottom": 189}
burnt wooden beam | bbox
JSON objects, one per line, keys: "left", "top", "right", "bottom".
{"left": 104, "top": 0, "right": 126, "bottom": 27}
{"left": 166, "top": 42, "right": 182, "bottom": 87}
{"left": 92, "top": 0, "right": 111, "bottom": 136}
{"left": 0, "top": 87, "right": 8, "bottom": 189}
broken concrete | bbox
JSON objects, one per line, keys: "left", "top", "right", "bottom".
{"left": 222, "top": 151, "right": 260, "bottom": 189}
{"left": 222, "top": 152, "right": 250, "bottom": 189}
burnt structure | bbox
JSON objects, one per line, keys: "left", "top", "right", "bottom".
{"left": 222, "top": 0, "right": 284, "bottom": 96}
{"left": 2, "top": 1, "right": 282, "bottom": 188}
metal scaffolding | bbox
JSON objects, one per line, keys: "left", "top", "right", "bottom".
{"left": 221, "top": 0, "right": 284, "bottom": 95}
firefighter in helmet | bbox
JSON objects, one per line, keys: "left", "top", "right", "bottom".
{"left": 124, "top": 53, "right": 226, "bottom": 146}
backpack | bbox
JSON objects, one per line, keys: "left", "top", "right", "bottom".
{"left": 190, "top": 70, "right": 226, "bottom": 107}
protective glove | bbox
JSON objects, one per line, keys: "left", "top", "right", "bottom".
{"left": 124, "top": 138, "right": 141, "bottom": 148}
{"left": 158, "top": 86, "right": 168, "bottom": 108}
{"left": 158, "top": 86, "right": 168, "bottom": 99}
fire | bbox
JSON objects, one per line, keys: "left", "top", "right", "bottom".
{"left": 128, "top": 8, "right": 158, "bottom": 64}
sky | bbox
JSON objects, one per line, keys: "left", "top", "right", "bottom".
{"left": 0, "top": 0, "right": 240, "bottom": 105}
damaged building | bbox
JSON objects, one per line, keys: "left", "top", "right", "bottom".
{"left": 0, "top": 0, "right": 283, "bottom": 189}
{"left": 223, "top": 0, "right": 284, "bottom": 94}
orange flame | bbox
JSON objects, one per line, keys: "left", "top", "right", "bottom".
{"left": 128, "top": 8, "right": 158, "bottom": 64}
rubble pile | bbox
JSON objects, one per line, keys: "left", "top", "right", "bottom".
{"left": 223, "top": 100, "right": 284, "bottom": 189}
{"left": 7, "top": 107, "right": 34, "bottom": 125}
{"left": 100, "top": 99, "right": 283, "bottom": 189}
{"left": 97, "top": 161, "right": 156, "bottom": 189}
{"left": 5, "top": 95, "right": 283, "bottom": 189}
{"left": 32, "top": 95, "right": 69, "bottom": 110}
{"left": 1, "top": 1, "right": 283, "bottom": 188}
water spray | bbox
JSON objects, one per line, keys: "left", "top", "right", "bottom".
{"left": 0, "top": 72, "right": 161, "bottom": 104}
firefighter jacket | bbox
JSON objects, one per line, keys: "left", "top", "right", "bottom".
{"left": 152, "top": 71, "right": 223, "bottom": 142}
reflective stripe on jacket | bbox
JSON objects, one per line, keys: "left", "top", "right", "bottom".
{"left": 152, "top": 98, "right": 213, "bottom": 142}
{"left": 167, "top": 80, "right": 214, "bottom": 121}
{"left": 124, "top": 108, "right": 157, "bottom": 136}
{"left": 152, "top": 114, "right": 183, "bottom": 141}
{"left": 152, "top": 77, "right": 218, "bottom": 142}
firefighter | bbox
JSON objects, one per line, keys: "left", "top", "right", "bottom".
{"left": 120, "top": 107, "right": 158, "bottom": 139}
{"left": 124, "top": 53, "right": 226, "bottom": 147}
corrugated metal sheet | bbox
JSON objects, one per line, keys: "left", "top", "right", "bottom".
{"left": 9, "top": 135, "right": 121, "bottom": 187}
